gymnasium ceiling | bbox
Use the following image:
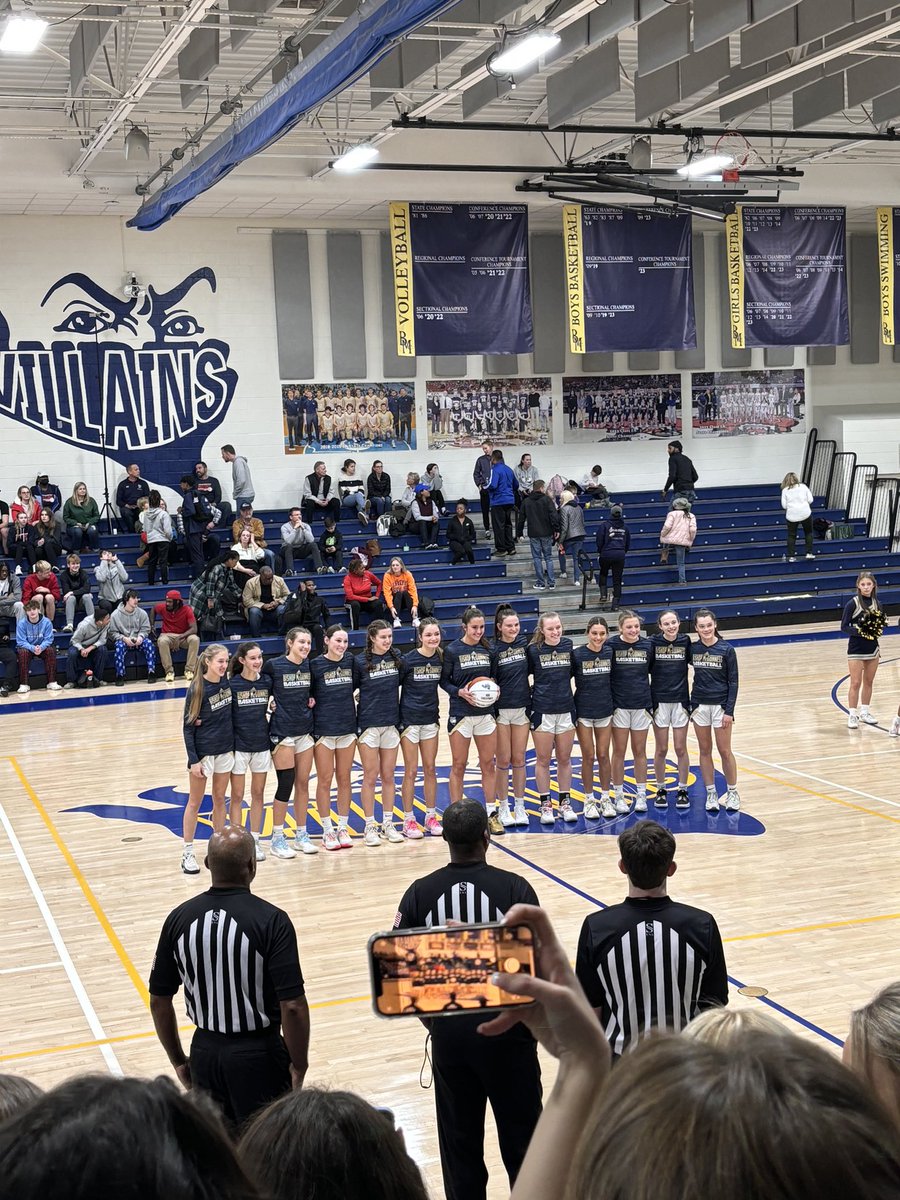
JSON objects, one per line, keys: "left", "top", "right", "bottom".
{"left": 3, "top": 0, "right": 900, "bottom": 227}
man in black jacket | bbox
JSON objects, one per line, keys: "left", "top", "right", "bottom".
{"left": 301, "top": 462, "right": 340, "bottom": 524}
{"left": 472, "top": 440, "right": 494, "bottom": 535}
{"left": 521, "top": 480, "right": 560, "bottom": 591}
{"left": 178, "top": 475, "right": 216, "bottom": 576}
{"left": 661, "top": 440, "right": 698, "bottom": 506}
{"left": 193, "top": 460, "right": 231, "bottom": 525}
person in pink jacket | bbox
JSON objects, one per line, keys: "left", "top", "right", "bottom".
{"left": 659, "top": 498, "right": 697, "bottom": 585}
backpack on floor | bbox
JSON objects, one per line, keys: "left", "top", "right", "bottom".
{"left": 830, "top": 522, "right": 854, "bottom": 540}
{"left": 376, "top": 514, "right": 391, "bottom": 538}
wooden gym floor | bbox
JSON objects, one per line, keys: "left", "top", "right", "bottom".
{"left": 1, "top": 630, "right": 899, "bottom": 1198}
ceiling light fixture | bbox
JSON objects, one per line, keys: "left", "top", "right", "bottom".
{"left": 331, "top": 144, "right": 379, "bottom": 172}
{"left": 677, "top": 152, "right": 734, "bottom": 178}
{"left": 490, "top": 30, "right": 560, "bottom": 76}
{"left": 0, "top": 13, "right": 48, "bottom": 54}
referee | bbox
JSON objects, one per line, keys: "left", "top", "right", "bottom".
{"left": 575, "top": 820, "right": 727, "bottom": 1058}
{"left": 149, "top": 828, "right": 310, "bottom": 1126}
{"left": 393, "top": 799, "right": 542, "bottom": 1200}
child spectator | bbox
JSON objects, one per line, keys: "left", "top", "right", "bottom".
{"left": 109, "top": 590, "right": 158, "bottom": 685}
{"left": 580, "top": 465, "right": 610, "bottom": 506}
{"left": 15, "top": 599, "right": 59, "bottom": 693}
{"left": 59, "top": 553, "right": 95, "bottom": 632}
{"left": 411, "top": 484, "right": 440, "bottom": 548}
{"left": 659, "top": 498, "right": 697, "bottom": 585}
{"left": 383, "top": 557, "right": 420, "bottom": 628}
{"left": 447, "top": 500, "right": 477, "bottom": 565}
{"left": 21, "top": 561, "right": 61, "bottom": 623}
{"left": 318, "top": 516, "right": 344, "bottom": 573}
{"left": 393, "top": 472, "right": 420, "bottom": 529}
{"left": 66, "top": 604, "right": 112, "bottom": 688}
{"left": 343, "top": 558, "right": 385, "bottom": 629}
{"left": 30, "top": 508, "right": 62, "bottom": 566}
{"left": 7, "top": 512, "right": 34, "bottom": 575}
{"left": 421, "top": 463, "right": 445, "bottom": 512}
{"left": 95, "top": 549, "right": 129, "bottom": 605}
{"left": 141, "top": 490, "right": 173, "bottom": 586}
{"left": 596, "top": 503, "right": 631, "bottom": 611}
{"left": 152, "top": 589, "right": 200, "bottom": 683}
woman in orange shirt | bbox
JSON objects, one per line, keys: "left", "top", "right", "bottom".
{"left": 383, "top": 556, "right": 420, "bottom": 629}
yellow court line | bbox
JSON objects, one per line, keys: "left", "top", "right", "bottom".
{"left": 724, "top": 911, "right": 900, "bottom": 944}
{"left": 741, "top": 763, "right": 900, "bottom": 827}
{"left": 6, "top": 755, "right": 151, "bottom": 1007}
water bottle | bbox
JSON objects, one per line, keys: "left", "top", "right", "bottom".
{"left": 85, "top": 669, "right": 93, "bottom": 687}
{"left": 402, "top": 543, "right": 409, "bottom": 552}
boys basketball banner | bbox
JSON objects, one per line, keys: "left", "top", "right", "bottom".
{"left": 562, "top": 205, "right": 696, "bottom": 353}
{"left": 876, "top": 206, "right": 900, "bottom": 344}
{"left": 389, "top": 202, "right": 533, "bottom": 357}
{"left": 725, "top": 206, "right": 849, "bottom": 348}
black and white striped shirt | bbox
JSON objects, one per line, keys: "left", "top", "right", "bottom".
{"left": 394, "top": 862, "right": 538, "bottom": 931}
{"left": 575, "top": 896, "right": 728, "bottom": 1058}
{"left": 149, "top": 887, "right": 305, "bottom": 1035}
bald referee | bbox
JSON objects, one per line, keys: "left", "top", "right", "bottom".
{"left": 393, "top": 799, "right": 542, "bottom": 1200}
{"left": 149, "top": 828, "right": 310, "bottom": 1127}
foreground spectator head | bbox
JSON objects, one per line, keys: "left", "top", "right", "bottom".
{"left": 238, "top": 1087, "right": 428, "bottom": 1200}
{"left": 845, "top": 981, "right": 900, "bottom": 1131}
{"left": 0, "top": 1074, "right": 260, "bottom": 1199}
{"left": 617, "top": 821, "right": 676, "bottom": 890}
{"left": 569, "top": 1033, "right": 900, "bottom": 1200}
{"left": 0, "top": 1074, "right": 42, "bottom": 1123}
{"left": 683, "top": 1006, "right": 789, "bottom": 1046}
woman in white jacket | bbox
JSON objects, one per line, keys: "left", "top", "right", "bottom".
{"left": 780, "top": 472, "right": 815, "bottom": 562}
{"left": 659, "top": 498, "right": 697, "bottom": 585}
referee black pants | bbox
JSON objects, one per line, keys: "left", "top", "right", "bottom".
{"left": 190, "top": 1028, "right": 291, "bottom": 1130}
{"left": 431, "top": 1028, "right": 542, "bottom": 1200}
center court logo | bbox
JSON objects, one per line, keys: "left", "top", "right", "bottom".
{"left": 64, "top": 752, "right": 765, "bottom": 840}
{"left": 0, "top": 267, "right": 237, "bottom": 474}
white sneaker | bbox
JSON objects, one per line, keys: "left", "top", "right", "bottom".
{"left": 560, "top": 800, "right": 578, "bottom": 823}
{"left": 393, "top": 617, "right": 401, "bottom": 628}
{"left": 705, "top": 793, "right": 720, "bottom": 813}
{"left": 412, "top": 617, "right": 420, "bottom": 628}
{"left": 181, "top": 848, "right": 200, "bottom": 875}
{"left": 805, "top": 553, "right": 815, "bottom": 560}
{"left": 614, "top": 793, "right": 630, "bottom": 815}
{"left": 17, "top": 684, "right": 30, "bottom": 694}
{"left": 634, "top": 794, "right": 648, "bottom": 813}
{"left": 296, "top": 831, "right": 319, "bottom": 854}
{"left": 47, "top": 681, "right": 62, "bottom": 691}
{"left": 725, "top": 791, "right": 741, "bottom": 812}
{"left": 601, "top": 798, "right": 617, "bottom": 818}
{"left": 847, "top": 712, "right": 860, "bottom": 729}
{"left": 859, "top": 709, "right": 879, "bottom": 725}
{"left": 540, "top": 801, "right": 555, "bottom": 825}
{"left": 380, "top": 821, "right": 403, "bottom": 844}
{"left": 364, "top": 822, "right": 381, "bottom": 847}
{"left": 254, "top": 839, "right": 266, "bottom": 862}
{"left": 498, "top": 802, "right": 515, "bottom": 827}
{"left": 14, "top": 565, "right": 21, "bottom": 576}
{"left": 270, "top": 833, "right": 297, "bottom": 859}
{"left": 62, "top": 624, "right": 73, "bottom": 633}
{"left": 165, "top": 670, "right": 175, "bottom": 683}
{"left": 584, "top": 800, "right": 600, "bottom": 819}
{"left": 890, "top": 717, "right": 900, "bottom": 738}
{"left": 323, "top": 829, "right": 341, "bottom": 851}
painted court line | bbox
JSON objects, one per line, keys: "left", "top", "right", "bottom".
{"left": 0, "top": 795, "right": 123, "bottom": 1075}
{"left": 0, "top": 961, "right": 62, "bottom": 976}
{"left": 736, "top": 751, "right": 900, "bottom": 810}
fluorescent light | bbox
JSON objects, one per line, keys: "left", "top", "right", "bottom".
{"left": 677, "top": 152, "right": 734, "bottom": 178}
{"left": 332, "top": 144, "right": 379, "bottom": 173}
{"left": 491, "top": 30, "right": 561, "bottom": 74}
{"left": 0, "top": 14, "right": 48, "bottom": 54}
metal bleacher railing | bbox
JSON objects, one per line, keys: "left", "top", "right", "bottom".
{"left": 803, "top": 427, "right": 893, "bottom": 542}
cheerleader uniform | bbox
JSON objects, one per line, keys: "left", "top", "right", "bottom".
{"left": 441, "top": 639, "right": 496, "bottom": 738}
{"left": 841, "top": 597, "right": 882, "bottom": 662}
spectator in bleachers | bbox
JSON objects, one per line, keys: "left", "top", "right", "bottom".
{"left": 514, "top": 452, "right": 538, "bottom": 539}
{"left": 221, "top": 443, "right": 255, "bottom": 508}
{"left": 410, "top": 484, "right": 440, "bottom": 548}
{"left": 141, "top": 490, "right": 173, "bottom": 586}
{"left": 29, "top": 508, "right": 62, "bottom": 567}
{"left": 62, "top": 482, "right": 100, "bottom": 551}
{"left": 0, "top": 490, "right": 9, "bottom": 555}
{"left": 422, "top": 463, "right": 445, "bottom": 512}
{"left": 447, "top": 500, "right": 477, "bottom": 565}
{"left": 0, "top": 561, "right": 21, "bottom": 632}
{"left": 95, "top": 549, "right": 129, "bottom": 606}
{"left": 193, "top": 459, "right": 232, "bottom": 525}
{"left": 595, "top": 504, "right": 631, "bottom": 610}
{"left": 189, "top": 550, "right": 241, "bottom": 639}
{"left": 7, "top": 511, "right": 35, "bottom": 575}
{"left": 59, "top": 553, "right": 94, "bottom": 632}
{"left": 0, "top": 622, "right": 18, "bottom": 696}
{"left": 33, "top": 474, "right": 62, "bottom": 514}
{"left": 845, "top": 981, "right": 900, "bottom": 1132}
{"left": 302, "top": 461, "right": 341, "bottom": 524}
{"left": 580, "top": 464, "right": 610, "bottom": 507}
{"left": 280, "top": 578, "right": 330, "bottom": 653}
{"left": 487, "top": 449, "right": 517, "bottom": 557}
{"left": 279, "top": 507, "right": 324, "bottom": 576}
{"left": 521, "top": 479, "right": 560, "bottom": 591}
{"left": 780, "top": 471, "right": 815, "bottom": 562}
{"left": 243, "top": 566, "right": 289, "bottom": 637}
{"left": 366, "top": 459, "right": 392, "bottom": 518}
{"left": 659, "top": 498, "right": 697, "bottom": 585}
{"left": 394, "top": 472, "right": 421, "bottom": 531}
{"left": 20, "top": 561, "right": 60, "bottom": 623}
{"left": 115, "top": 463, "right": 149, "bottom": 533}
{"left": 558, "top": 489, "right": 587, "bottom": 585}
{"left": 384, "top": 557, "right": 420, "bottom": 628}
{"left": 343, "top": 558, "right": 385, "bottom": 630}
{"left": 319, "top": 516, "right": 344, "bottom": 573}
{"left": 179, "top": 474, "right": 218, "bottom": 576}
{"left": 66, "top": 604, "right": 111, "bottom": 689}
{"left": 233, "top": 526, "right": 268, "bottom": 575}
{"left": 109, "top": 590, "right": 157, "bottom": 685}
{"left": 473, "top": 440, "right": 494, "bottom": 536}
{"left": 348, "top": 539, "right": 381, "bottom": 572}
{"left": 338, "top": 458, "right": 370, "bottom": 527}
{"left": 11, "top": 484, "right": 41, "bottom": 526}
{"left": 153, "top": 589, "right": 200, "bottom": 684}
{"left": 661, "top": 439, "right": 698, "bottom": 506}
{"left": 15, "top": 598, "right": 59, "bottom": 693}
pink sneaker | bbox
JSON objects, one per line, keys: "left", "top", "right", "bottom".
{"left": 403, "top": 816, "right": 424, "bottom": 840}
{"left": 323, "top": 829, "right": 341, "bottom": 852}
{"left": 337, "top": 826, "right": 353, "bottom": 849}
{"left": 424, "top": 813, "right": 442, "bottom": 836}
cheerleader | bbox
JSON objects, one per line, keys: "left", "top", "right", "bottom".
{"left": 440, "top": 606, "right": 498, "bottom": 830}
{"left": 691, "top": 608, "right": 740, "bottom": 812}
{"left": 399, "top": 617, "right": 444, "bottom": 838}
{"left": 310, "top": 624, "right": 357, "bottom": 850}
{"left": 609, "top": 609, "right": 654, "bottom": 815}
{"left": 573, "top": 616, "right": 615, "bottom": 819}
{"left": 263, "top": 626, "right": 318, "bottom": 858}
{"left": 650, "top": 608, "right": 692, "bottom": 810}
{"left": 842, "top": 571, "right": 885, "bottom": 728}
{"left": 528, "top": 612, "right": 576, "bottom": 825}
{"left": 228, "top": 641, "right": 272, "bottom": 861}
{"left": 354, "top": 619, "right": 403, "bottom": 847}
{"left": 491, "top": 604, "right": 531, "bottom": 828}
{"left": 181, "top": 643, "right": 233, "bottom": 875}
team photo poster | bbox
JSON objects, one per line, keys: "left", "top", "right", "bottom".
{"left": 281, "top": 382, "right": 417, "bottom": 454}
{"left": 690, "top": 370, "right": 806, "bottom": 438}
{"left": 425, "top": 377, "right": 553, "bottom": 449}
{"left": 562, "top": 375, "right": 682, "bottom": 444}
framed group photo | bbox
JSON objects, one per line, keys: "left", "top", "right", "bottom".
{"left": 281, "top": 382, "right": 417, "bottom": 454}
{"left": 691, "top": 370, "right": 806, "bottom": 437}
{"left": 563, "top": 374, "right": 682, "bottom": 443}
{"left": 425, "top": 377, "right": 553, "bottom": 449}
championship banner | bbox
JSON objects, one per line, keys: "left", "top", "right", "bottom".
{"left": 389, "top": 202, "right": 533, "bottom": 357}
{"left": 725, "top": 206, "right": 849, "bottom": 348}
{"left": 562, "top": 205, "right": 696, "bottom": 353}
{"left": 876, "top": 206, "right": 898, "bottom": 344}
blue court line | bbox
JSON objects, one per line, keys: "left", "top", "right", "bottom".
{"left": 0, "top": 684, "right": 189, "bottom": 715}
{"left": 491, "top": 842, "right": 844, "bottom": 1049}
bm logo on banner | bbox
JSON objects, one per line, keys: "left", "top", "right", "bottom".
{"left": 0, "top": 267, "right": 238, "bottom": 473}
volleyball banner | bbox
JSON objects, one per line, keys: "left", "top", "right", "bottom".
{"left": 725, "top": 206, "right": 849, "bottom": 348}
{"left": 562, "top": 205, "right": 696, "bottom": 353}
{"left": 389, "top": 202, "right": 533, "bottom": 357}
{"left": 876, "top": 206, "right": 899, "bottom": 344}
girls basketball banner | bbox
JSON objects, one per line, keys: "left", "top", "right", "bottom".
{"left": 562, "top": 205, "right": 696, "bottom": 353}
{"left": 876, "top": 206, "right": 900, "bottom": 344}
{"left": 725, "top": 206, "right": 849, "bottom": 348}
{"left": 389, "top": 202, "right": 533, "bottom": 357}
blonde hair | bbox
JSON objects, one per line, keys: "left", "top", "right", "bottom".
{"left": 33, "top": 560, "right": 52, "bottom": 574}
{"left": 71, "top": 481, "right": 90, "bottom": 502}
{"left": 683, "top": 1006, "right": 789, "bottom": 1047}
{"left": 847, "top": 981, "right": 900, "bottom": 1131}
{"left": 781, "top": 471, "right": 800, "bottom": 490}
{"left": 186, "top": 643, "right": 228, "bottom": 724}
{"left": 529, "top": 611, "right": 562, "bottom": 647}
